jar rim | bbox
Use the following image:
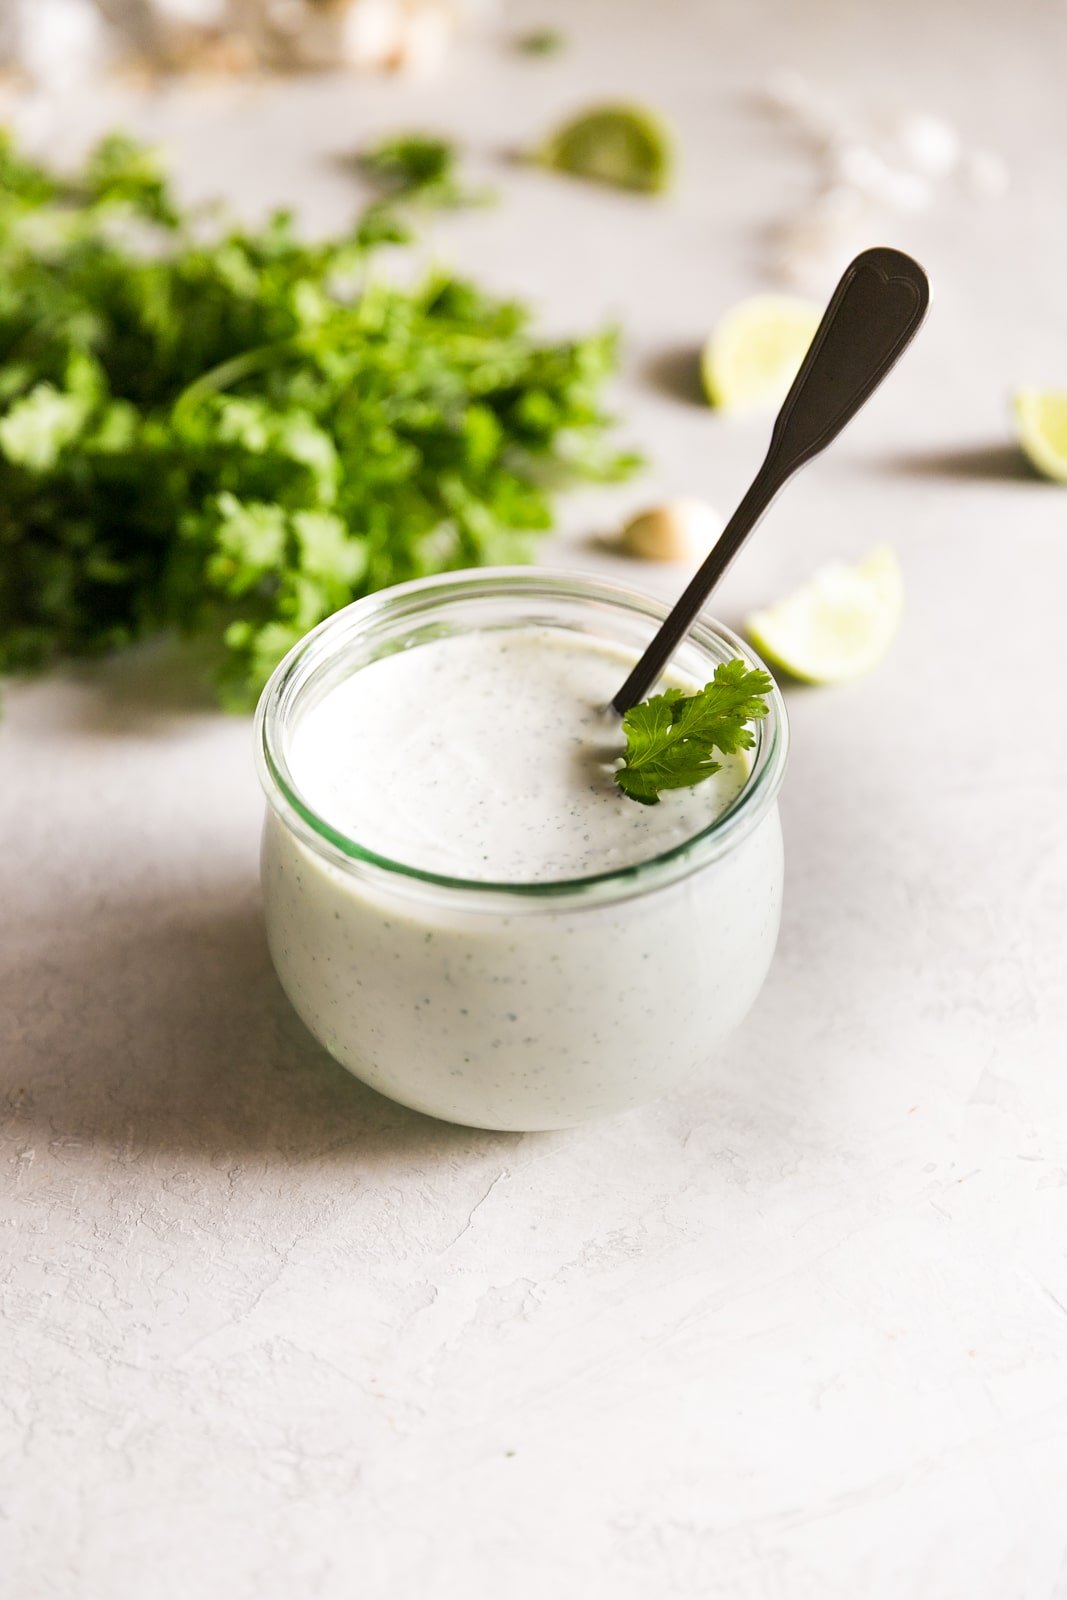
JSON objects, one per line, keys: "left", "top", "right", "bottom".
{"left": 254, "top": 567, "right": 789, "bottom": 908}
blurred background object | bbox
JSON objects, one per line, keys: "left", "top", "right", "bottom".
{"left": 761, "top": 70, "right": 1008, "bottom": 291}
{"left": 0, "top": 0, "right": 490, "bottom": 86}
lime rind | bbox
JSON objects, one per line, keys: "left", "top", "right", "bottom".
{"left": 702, "top": 294, "right": 821, "bottom": 413}
{"left": 536, "top": 104, "right": 672, "bottom": 194}
{"left": 1014, "top": 388, "right": 1067, "bottom": 483}
{"left": 745, "top": 546, "right": 903, "bottom": 684}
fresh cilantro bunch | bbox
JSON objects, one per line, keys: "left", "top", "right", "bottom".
{"left": 615, "top": 660, "right": 772, "bottom": 804}
{"left": 0, "top": 132, "right": 637, "bottom": 706}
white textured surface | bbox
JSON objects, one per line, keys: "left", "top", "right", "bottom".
{"left": 3, "top": 2, "right": 1067, "bottom": 1595}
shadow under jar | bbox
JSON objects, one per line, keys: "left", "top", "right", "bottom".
{"left": 255, "top": 569, "right": 789, "bottom": 1131}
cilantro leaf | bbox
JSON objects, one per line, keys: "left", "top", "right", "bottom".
{"left": 516, "top": 29, "right": 566, "bottom": 55}
{"left": 357, "top": 134, "right": 492, "bottom": 209}
{"left": 615, "top": 660, "right": 773, "bottom": 805}
{"left": 0, "top": 382, "right": 92, "bottom": 471}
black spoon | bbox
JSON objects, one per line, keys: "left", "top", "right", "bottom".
{"left": 612, "top": 246, "right": 930, "bottom": 714}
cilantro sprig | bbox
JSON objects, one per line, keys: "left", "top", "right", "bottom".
{"left": 357, "top": 133, "right": 492, "bottom": 209}
{"left": 0, "top": 131, "right": 637, "bottom": 706}
{"left": 615, "top": 660, "right": 772, "bottom": 804}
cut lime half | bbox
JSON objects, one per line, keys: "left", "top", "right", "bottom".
{"left": 745, "top": 546, "right": 903, "bottom": 684}
{"left": 536, "top": 104, "right": 672, "bottom": 194}
{"left": 702, "top": 294, "right": 821, "bottom": 413}
{"left": 1014, "top": 388, "right": 1067, "bottom": 482}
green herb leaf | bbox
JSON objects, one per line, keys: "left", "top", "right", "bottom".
{"left": 615, "top": 660, "right": 773, "bottom": 804}
{"left": 357, "top": 134, "right": 492, "bottom": 209}
{"left": 516, "top": 29, "right": 566, "bottom": 55}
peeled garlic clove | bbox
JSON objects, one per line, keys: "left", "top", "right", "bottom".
{"left": 341, "top": 0, "right": 405, "bottom": 66}
{"left": 15, "top": 0, "right": 112, "bottom": 90}
{"left": 759, "top": 70, "right": 845, "bottom": 147}
{"left": 392, "top": 3, "right": 451, "bottom": 75}
{"left": 620, "top": 498, "right": 723, "bottom": 563}
{"left": 887, "top": 110, "right": 961, "bottom": 179}
{"left": 828, "top": 141, "right": 933, "bottom": 212}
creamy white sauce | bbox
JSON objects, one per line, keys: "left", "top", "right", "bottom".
{"left": 261, "top": 619, "right": 785, "bottom": 1130}
{"left": 290, "top": 627, "right": 748, "bottom": 883}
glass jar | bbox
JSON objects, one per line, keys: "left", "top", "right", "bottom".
{"left": 254, "top": 569, "right": 789, "bottom": 1131}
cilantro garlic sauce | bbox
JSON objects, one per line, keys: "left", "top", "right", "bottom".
{"left": 259, "top": 591, "right": 787, "bottom": 1130}
{"left": 289, "top": 627, "right": 749, "bottom": 883}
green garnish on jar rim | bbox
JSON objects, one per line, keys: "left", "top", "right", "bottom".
{"left": 615, "top": 660, "right": 772, "bottom": 804}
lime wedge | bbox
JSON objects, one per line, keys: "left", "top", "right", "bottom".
{"left": 745, "top": 545, "right": 903, "bottom": 683}
{"left": 536, "top": 104, "right": 672, "bottom": 194}
{"left": 1015, "top": 388, "right": 1067, "bottom": 482}
{"left": 702, "top": 295, "right": 821, "bottom": 413}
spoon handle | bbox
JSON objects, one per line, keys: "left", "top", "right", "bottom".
{"left": 612, "top": 247, "right": 930, "bottom": 714}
